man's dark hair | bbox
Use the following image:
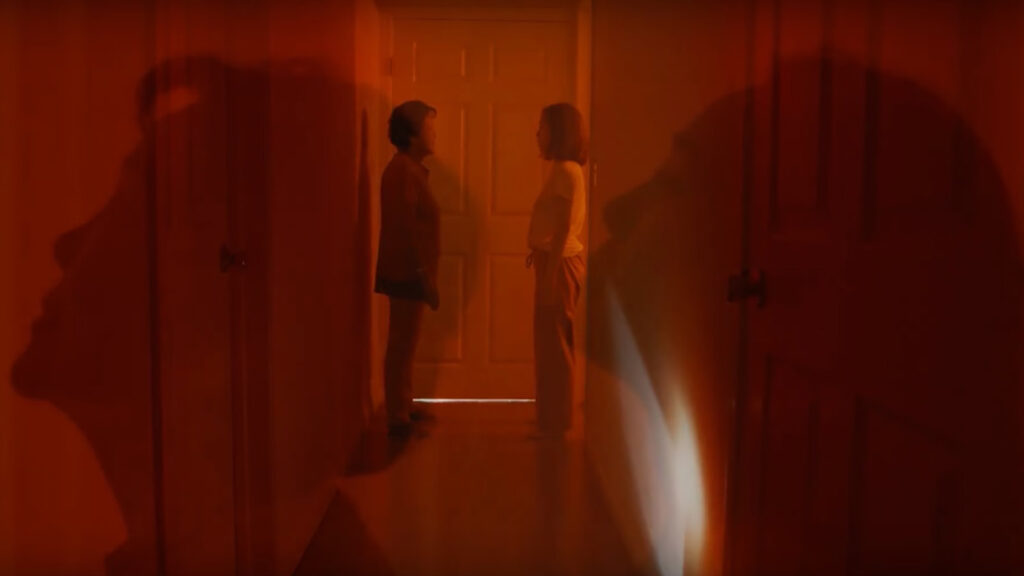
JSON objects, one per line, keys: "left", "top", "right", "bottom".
{"left": 388, "top": 100, "right": 437, "bottom": 151}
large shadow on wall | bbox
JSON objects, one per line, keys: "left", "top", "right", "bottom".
{"left": 10, "top": 56, "right": 389, "bottom": 575}
{"left": 586, "top": 56, "right": 1023, "bottom": 574}
{"left": 10, "top": 87, "right": 159, "bottom": 573}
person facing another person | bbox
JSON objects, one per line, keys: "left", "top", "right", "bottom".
{"left": 374, "top": 100, "right": 441, "bottom": 438}
{"left": 527, "top": 102, "right": 588, "bottom": 438}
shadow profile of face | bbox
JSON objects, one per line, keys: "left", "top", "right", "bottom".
{"left": 586, "top": 56, "right": 1023, "bottom": 573}
{"left": 10, "top": 55, "right": 393, "bottom": 575}
{"left": 10, "top": 114, "right": 156, "bottom": 573}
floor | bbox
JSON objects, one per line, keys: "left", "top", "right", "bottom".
{"left": 295, "top": 402, "right": 642, "bottom": 576}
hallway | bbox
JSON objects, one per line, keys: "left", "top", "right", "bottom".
{"left": 298, "top": 403, "right": 642, "bottom": 576}
{"left": 6, "top": 2, "right": 1024, "bottom": 575}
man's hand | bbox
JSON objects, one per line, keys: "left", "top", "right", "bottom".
{"left": 417, "top": 268, "right": 440, "bottom": 311}
{"left": 424, "top": 278, "right": 440, "bottom": 311}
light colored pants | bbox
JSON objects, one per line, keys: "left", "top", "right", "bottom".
{"left": 385, "top": 296, "right": 425, "bottom": 425}
{"left": 531, "top": 251, "right": 585, "bottom": 434}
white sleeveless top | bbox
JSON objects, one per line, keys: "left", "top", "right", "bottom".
{"left": 527, "top": 160, "right": 586, "bottom": 257}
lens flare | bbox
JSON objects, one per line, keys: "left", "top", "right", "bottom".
{"left": 603, "top": 285, "right": 706, "bottom": 575}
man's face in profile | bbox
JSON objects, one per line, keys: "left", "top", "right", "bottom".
{"left": 414, "top": 114, "right": 437, "bottom": 157}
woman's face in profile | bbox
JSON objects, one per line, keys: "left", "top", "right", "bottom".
{"left": 536, "top": 117, "right": 551, "bottom": 157}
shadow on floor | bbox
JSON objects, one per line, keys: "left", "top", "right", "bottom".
{"left": 344, "top": 405, "right": 437, "bottom": 477}
{"left": 292, "top": 489, "right": 395, "bottom": 576}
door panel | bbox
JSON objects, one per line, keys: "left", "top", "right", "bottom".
{"left": 389, "top": 16, "right": 575, "bottom": 398}
{"left": 850, "top": 402, "right": 959, "bottom": 572}
{"left": 149, "top": 55, "right": 237, "bottom": 576}
{"left": 150, "top": 53, "right": 361, "bottom": 576}
{"left": 493, "top": 105, "right": 545, "bottom": 216}
{"left": 754, "top": 360, "right": 816, "bottom": 574}
{"left": 489, "top": 255, "right": 535, "bottom": 364}
{"left": 728, "top": 0, "right": 1024, "bottom": 574}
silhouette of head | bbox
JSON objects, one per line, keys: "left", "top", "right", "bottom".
{"left": 389, "top": 100, "right": 437, "bottom": 158}
{"left": 538, "top": 102, "right": 588, "bottom": 166}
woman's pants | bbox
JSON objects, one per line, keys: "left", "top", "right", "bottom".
{"left": 531, "top": 251, "right": 585, "bottom": 433}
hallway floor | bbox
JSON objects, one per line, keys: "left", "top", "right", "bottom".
{"left": 299, "top": 402, "right": 642, "bottom": 576}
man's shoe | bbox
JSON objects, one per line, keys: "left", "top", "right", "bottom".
{"left": 409, "top": 408, "right": 437, "bottom": 423}
{"left": 388, "top": 421, "right": 413, "bottom": 439}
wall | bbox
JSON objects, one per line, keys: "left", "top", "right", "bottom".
{"left": 1, "top": 4, "right": 158, "bottom": 574}
{"left": 586, "top": 3, "right": 752, "bottom": 574}
{"left": 0, "top": 1, "right": 14, "bottom": 567}
{"left": 585, "top": 1, "right": 1024, "bottom": 575}
{"left": 0, "top": 1, "right": 371, "bottom": 574}
{"left": 261, "top": 2, "right": 362, "bottom": 574}
{"left": 355, "top": 0, "right": 385, "bottom": 413}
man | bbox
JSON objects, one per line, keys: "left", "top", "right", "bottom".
{"left": 374, "top": 100, "right": 441, "bottom": 437}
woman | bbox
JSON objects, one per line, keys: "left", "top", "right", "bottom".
{"left": 374, "top": 99, "right": 441, "bottom": 437}
{"left": 527, "top": 102, "right": 588, "bottom": 437}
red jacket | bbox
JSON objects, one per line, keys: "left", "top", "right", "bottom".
{"left": 374, "top": 152, "right": 441, "bottom": 301}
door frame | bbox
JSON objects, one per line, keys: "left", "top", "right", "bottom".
{"left": 369, "top": 0, "right": 593, "bottom": 411}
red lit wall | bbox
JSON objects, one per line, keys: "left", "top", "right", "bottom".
{"left": 586, "top": 1, "right": 1024, "bottom": 574}
{"left": 1, "top": 1, "right": 370, "bottom": 574}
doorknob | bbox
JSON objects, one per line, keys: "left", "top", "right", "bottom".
{"left": 220, "top": 244, "right": 247, "bottom": 273}
{"left": 727, "top": 269, "right": 765, "bottom": 307}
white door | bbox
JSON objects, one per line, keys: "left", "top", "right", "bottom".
{"left": 386, "top": 13, "right": 577, "bottom": 399}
